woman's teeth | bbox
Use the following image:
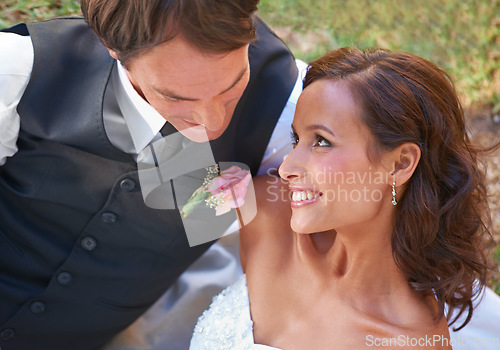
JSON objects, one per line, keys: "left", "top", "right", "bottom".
{"left": 292, "top": 191, "right": 320, "bottom": 202}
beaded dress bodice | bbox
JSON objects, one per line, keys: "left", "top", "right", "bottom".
{"left": 189, "top": 275, "right": 281, "bottom": 350}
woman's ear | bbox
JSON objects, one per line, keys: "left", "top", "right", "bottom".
{"left": 391, "top": 142, "right": 421, "bottom": 186}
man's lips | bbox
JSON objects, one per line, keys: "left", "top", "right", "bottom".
{"left": 181, "top": 119, "right": 202, "bottom": 128}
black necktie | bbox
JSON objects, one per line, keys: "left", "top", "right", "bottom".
{"left": 159, "top": 121, "right": 178, "bottom": 137}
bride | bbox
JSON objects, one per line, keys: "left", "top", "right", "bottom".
{"left": 189, "top": 47, "right": 494, "bottom": 349}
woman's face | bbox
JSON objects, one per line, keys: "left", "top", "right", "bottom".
{"left": 279, "top": 79, "right": 394, "bottom": 234}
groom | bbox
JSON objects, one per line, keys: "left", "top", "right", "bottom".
{"left": 0, "top": 0, "right": 301, "bottom": 349}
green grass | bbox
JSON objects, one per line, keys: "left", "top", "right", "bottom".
{"left": 258, "top": 0, "right": 499, "bottom": 110}
{"left": 0, "top": 0, "right": 80, "bottom": 28}
{"left": 494, "top": 246, "right": 500, "bottom": 295}
{"left": 1, "top": 0, "right": 499, "bottom": 293}
{"left": 1, "top": 0, "right": 497, "bottom": 110}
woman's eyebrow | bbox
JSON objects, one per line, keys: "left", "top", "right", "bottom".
{"left": 304, "top": 124, "right": 336, "bottom": 137}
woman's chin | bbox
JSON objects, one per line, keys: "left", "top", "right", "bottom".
{"left": 291, "top": 220, "right": 316, "bottom": 235}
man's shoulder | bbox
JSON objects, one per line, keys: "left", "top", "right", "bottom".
{"left": 2, "top": 17, "right": 88, "bottom": 35}
{"left": 24, "top": 17, "right": 93, "bottom": 39}
{"left": 27, "top": 16, "right": 87, "bottom": 27}
{"left": 0, "top": 29, "right": 33, "bottom": 76}
{"left": 248, "top": 17, "right": 295, "bottom": 63}
{"left": 24, "top": 17, "right": 110, "bottom": 67}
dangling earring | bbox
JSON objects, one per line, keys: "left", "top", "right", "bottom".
{"left": 391, "top": 180, "right": 397, "bottom": 206}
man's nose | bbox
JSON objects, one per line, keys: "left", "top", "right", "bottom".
{"left": 192, "top": 97, "right": 225, "bottom": 132}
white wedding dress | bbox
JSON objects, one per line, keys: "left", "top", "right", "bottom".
{"left": 189, "top": 275, "right": 281, "bottom": 350}
{"left": 190, "top": 274, "right": 500, "bottom": 350}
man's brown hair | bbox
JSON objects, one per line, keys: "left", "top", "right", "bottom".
{"left": 81, "top": 0, "right": 259, "bottom": 66}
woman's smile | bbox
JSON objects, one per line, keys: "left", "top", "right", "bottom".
{"left": 289, "top": 186, "right": 323, "bottom": 207}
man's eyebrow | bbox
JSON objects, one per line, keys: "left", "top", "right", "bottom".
{"left": 218, "top": 66, "right": 248, "bottom": 95}
{"left": 158, "top": 66, "right": 248, "bottom": 102}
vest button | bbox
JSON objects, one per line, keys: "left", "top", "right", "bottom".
{"left": 81, "top": 236, "right": 97, "bottom": 251}
{"left": 101, "top": 212, "right": 117, "bottom": 223}
{"left": 120, "top": 178, "right": 136, "bottom": 191}
{"left": 57, "top": 271, "right": 73, "bottom": 285}
{"left": 0, "top": 328, "right": 15, "bottom": 340}
{"left": 30, "top": 300, "right": 46, "bottom": 314}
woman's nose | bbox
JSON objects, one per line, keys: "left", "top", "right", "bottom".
{"left": 279, "top": 148, "right": 306, "bottom": 182}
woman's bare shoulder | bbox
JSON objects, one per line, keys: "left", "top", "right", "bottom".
{"left": 362, "top": 296, "right": 452, "bottom": 350}
{"left": 239, "top": 174, "right": 292, "bottom": 270}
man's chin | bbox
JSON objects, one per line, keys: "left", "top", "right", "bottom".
{"left": 177, "top": 125, "right": 222, "bottom": 143}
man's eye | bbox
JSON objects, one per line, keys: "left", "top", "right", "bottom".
{"left": 312, "top": 135, "right": 332, "bottom": 147}
{"left": 163, "top": 96, "right": 179, "bottom": 102}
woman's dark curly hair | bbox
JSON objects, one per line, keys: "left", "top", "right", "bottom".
{"left": 304, "top": 47, "right": 495, "bottom": 330}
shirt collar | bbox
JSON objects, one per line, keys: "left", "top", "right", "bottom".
{"left": 114, "top": 61, "right": 167, "bottom": 153}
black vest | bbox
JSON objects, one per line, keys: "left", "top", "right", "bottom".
{"left": 0, "top": 18, "right": 297, "bottom": 350}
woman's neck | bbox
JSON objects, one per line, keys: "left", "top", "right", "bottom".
{"left": 293, "top": 223, "right": 409, "bottom": 299}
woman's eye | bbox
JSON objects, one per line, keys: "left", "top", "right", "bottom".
{"left": 313, "top": 135, "right": 332, "bottom": 148}
{"left": 290, "top": 131, "right": 299, "bottom": 147}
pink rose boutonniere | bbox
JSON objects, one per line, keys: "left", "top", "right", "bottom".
{"left": 180, "top": 164, "right": 251, "bottom": 218}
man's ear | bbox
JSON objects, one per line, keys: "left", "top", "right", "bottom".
{"left": 106, "top": 47, "right": 119, "bottom": 61}
{"left": 391, "top": 142, "right": 421, "bottom": 186}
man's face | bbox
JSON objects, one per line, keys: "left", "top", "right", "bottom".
{"left": 116, "top": 35, "right": 250, "bottom": 141}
